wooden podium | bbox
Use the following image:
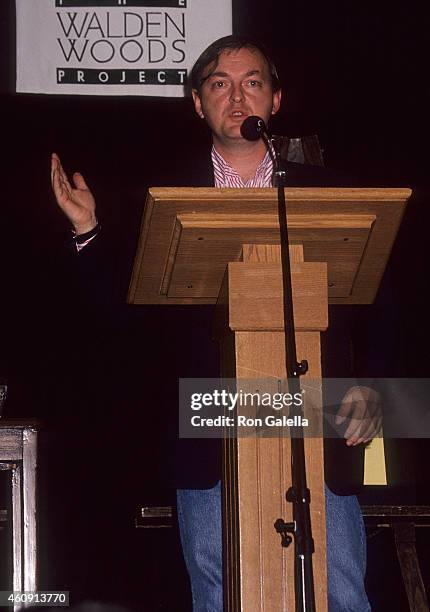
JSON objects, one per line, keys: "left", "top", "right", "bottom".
{"left": 128, "top": 187, "right": 410, "bottom": 611}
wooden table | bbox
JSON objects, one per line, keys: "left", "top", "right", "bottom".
{"left": 0, "top": 421, "right": 38, "bottom": 601}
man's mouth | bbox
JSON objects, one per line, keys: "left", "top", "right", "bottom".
{"left": 230, "top": 110, "right": 248, "bottom": 118}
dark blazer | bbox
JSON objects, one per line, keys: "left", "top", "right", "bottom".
{"left": 65, "top": 148, "right": 365, "bottom": 495}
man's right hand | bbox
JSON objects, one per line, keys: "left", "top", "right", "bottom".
{"left": 51, "top": 153, "right": 97, "bottom": 235}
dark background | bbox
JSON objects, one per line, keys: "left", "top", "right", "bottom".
{"left": 1, "top": 0, "right": 430, "bottom": 610}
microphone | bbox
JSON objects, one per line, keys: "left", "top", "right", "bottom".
{"left": 240, "top": 115, "right": 268, "bottom": 141}
{"left": 241, "top": 115, "right": 279, "bottom": 172}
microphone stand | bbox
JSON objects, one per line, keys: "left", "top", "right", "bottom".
{"left": 263, "top": 134, "right": 316, "bottom": 612}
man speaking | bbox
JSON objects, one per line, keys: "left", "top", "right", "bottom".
{"left": 51, "top": 35, "right": 377, "bottom": 612}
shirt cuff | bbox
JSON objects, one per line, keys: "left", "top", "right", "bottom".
{"left": 72, "top": 222, "right": 101, "bottom": 252}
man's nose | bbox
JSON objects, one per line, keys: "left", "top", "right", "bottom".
{"left": 230, "top": 82, "right": 244, "bottom": 102}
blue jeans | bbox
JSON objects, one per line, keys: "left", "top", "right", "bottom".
{"left": 325, "top": 486, "right": 371, "bottom": 612}
{"left": 177, "top": 482, "right": 370, "bottom": 612}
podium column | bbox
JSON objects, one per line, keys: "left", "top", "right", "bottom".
{"left": 214, "top": 244, "right": 328, "bottom": 612}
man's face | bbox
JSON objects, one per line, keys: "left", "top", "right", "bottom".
{"left": 192, "top": 46, "right": 281, "bottom": 148}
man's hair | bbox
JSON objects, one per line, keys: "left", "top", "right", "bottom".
{"left": 190, "top": 35, "right": 281, "bottom": 95}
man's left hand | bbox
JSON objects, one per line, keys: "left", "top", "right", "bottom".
{"left": 335, "top": 386, "right": 382, "bottom": 446}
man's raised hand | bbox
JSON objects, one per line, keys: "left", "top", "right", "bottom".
{"left": 51, "top": 153, "right": 97, "bottom": 234}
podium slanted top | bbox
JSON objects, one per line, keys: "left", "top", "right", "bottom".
{"left": 127, "top": 187, "right": 411, "bottom": 306}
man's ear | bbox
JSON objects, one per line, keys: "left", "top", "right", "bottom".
{"left": 192, "top": 89, "right": 205, "bottom": 119}
{"left": 271, "top": 89, "right": 282, "bottom": 115}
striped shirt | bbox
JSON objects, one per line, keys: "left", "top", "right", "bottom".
{"left": 212, "top": 146, "right": 273, "bottom": 188}
{"left": 74, "top": 226, "right": 100, "bottom": 252}
{"left": 76, "top": 234, "right": 97, "bottom": 252}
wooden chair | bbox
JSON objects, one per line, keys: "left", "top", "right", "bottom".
{"left": 361, "top": 505, "right": 430, "bottom": 611}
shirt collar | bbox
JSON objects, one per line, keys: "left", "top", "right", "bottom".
{"left": 211, "top": 145, "right": 273, "bottom": 188}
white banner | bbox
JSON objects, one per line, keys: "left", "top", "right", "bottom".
{"left": 16, "top": 0, "right": 232, "bottom": 96}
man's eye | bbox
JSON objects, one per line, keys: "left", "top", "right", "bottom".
{"left": 248, "top": 80, "right": 262, "bottom": 87}
{"left": 214, "top": 81, "right": 226, "bottom": 88}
